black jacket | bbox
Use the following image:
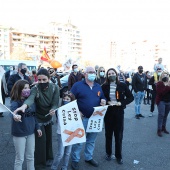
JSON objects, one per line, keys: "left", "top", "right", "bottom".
{"left": 132, "top": 72, "right": 147, "bottom": 93}
{"left": 7, "top": 73, "right": 32, "bottom": 95}
{"left": 102, "top": 82, "right": 134, "bottom": 109}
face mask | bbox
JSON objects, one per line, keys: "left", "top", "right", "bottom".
{"left": 100, "top": 72, "right": 105, "bottom": 77}
{"left": 74, "top": 68, "right": 78, "bottom": 73}
{"left": 39, "top": 82, "right": 49, "bottom": 90}
{"left": 21, "top": 69, "right": 26, "bottom": 75}
{"left": 147, "top": 73, "right": 150, "bottom": 76}
{"left": 10, "top": 68, "right": 13, "bottom": 71}
{"left": 157, "top": 72, "right": 162, "bottom": 76}
{"left": 162, "top": 77, "right": 168, "bottom": 82}
{"left": 139, "top": 69, "right": 143, "bottom": 74}
{"left": 21, "top": 89, "right": 30, "bottom": 98}
{"left": 109, "top": 75, "right": 116, "bottom": 82}
{"left": 87, "top": 74, "right": 96, "bottom": 82}
{"left": 63, "top": 101, "right": 70, "bottom": 105}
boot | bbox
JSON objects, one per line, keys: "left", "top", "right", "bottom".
{"left": 157, "top": 130, "right": 162, "bottom": 137}
{"left": 143, "top": 98, "right": 147, "bottom": 105}
{"left": 162, "top": 126, "right": 169, "bottom": 134}
{"left": 147, "top": 99, "right": 150, "bottom": 105}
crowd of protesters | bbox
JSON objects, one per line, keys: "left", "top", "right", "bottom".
{"left": 0, "top": 56, "right": 170, "bottom": 170}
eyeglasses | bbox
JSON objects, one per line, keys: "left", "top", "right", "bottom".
{"left": 100, "top": 70, "right": 105, "bottom": 72}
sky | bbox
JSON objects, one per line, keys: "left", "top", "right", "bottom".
{"left": 1, "top": 0, "right": 170, "bottom": 64}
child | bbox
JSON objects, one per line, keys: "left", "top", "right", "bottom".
{"left": 51, "top": 91, "right": 75, "bottom": 170}
{"left": 10, "top": 80, "right": 42, "bottom": 170}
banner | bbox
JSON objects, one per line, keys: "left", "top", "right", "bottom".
{"left": 0, "top": 103, "right": 11, "bottom": 113}
{"left": 86, "top": 105, "right": 108, "bottom": 133}
{"left": 57, "top": 100, "right": 86, "bottom": 146}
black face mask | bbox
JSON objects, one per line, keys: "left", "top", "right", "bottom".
{"left": 20, "top": 69, "right": 27, "bottom": 75}
{"left": 162, "top": 77, "right": 168, "bottom": 82}
{"left": 39, "top": 82, "right": 49, "bottom": 90}
{"left": 139, "top": 69, "right": 143, "bottom": 74}
{"left": 109, "top": 75, "right": 116, "bottom": 82}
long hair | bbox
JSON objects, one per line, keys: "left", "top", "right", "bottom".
{"left": 96, "top": 66, "right": 106, "bottom": 79}
{"left": 159, "top": 71, "right": 169, "bottom": 81}
{"left": 10, "top": 80, "right": 29, "bottom": 101}
{"left": 105, "top": 68, "right": 119, "bottom": 84}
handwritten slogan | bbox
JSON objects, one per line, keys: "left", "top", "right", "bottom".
{"left": 57, "top": 100, "right": 86, "bottom": 146}
{"left": 86, "top": 105, "right": 108, "bottom": 133}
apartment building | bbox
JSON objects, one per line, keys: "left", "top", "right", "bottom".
{"left": 49, "top": 21, "right": 82, "bottom": 63}
{"left": 10, "top": 28, "right": 59, "bottom": 60}
{"left": 0, "top": 21, "right": 82, "bottom": 64}
{"left": 0, "top": 25, "right": 11, "bottom": 59}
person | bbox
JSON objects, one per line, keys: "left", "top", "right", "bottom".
{"left": 155, "top": 71, "right": 170, "bottom": 137}
{"left": 10, "top": 80, "right": 42, "bottom": 170}
{"left": 118, "top": 71, "right": 126, "bottom": 83}
{"left": 51, "top": 91, "right": 75, "bottom": 170}
{"left": 29, "top": 69, "right": 38, "bottom": 83}
{"left": 95, "top": 65, "right": 99, "bottom": 74}
{"left": 154, "top": 57, "right": 164, "bottom": 71}
{"left": 48, "top": 67, "right": 62, "bottom": 88}
{"left": 132, "top": 66, "right": 147, "bottom": 119}
{"left": 7, "top": 63, "right": 32, "bottom": 95}
{"left": 13, "top": 68, "right": 60, "bottom": 170}
{"left": 70, "top": 66, "right": 106, "bottom": 170}
{"left": 95, "top": 66, "right": 106, "bottom": 85}
{"left": 5, "top": 65, "right": 14, "bottom": 83}
{"left": 143, "top": 71, "right": 151, "bottom": 105}
{"left": 148, "top": 68, "right": 162, "bottom": 117}
{"left": 68, "top": 64, "right": 84, "bottom": 90}
{"left": 102, "top": 68, "right": 134, "bottom": 165}
{"left": 0, "top": 74, "right": 8, "bottom": 117}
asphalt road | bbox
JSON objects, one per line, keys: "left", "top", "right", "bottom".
{"left": 0, "top": 97, "right": 170, "bottom": 170}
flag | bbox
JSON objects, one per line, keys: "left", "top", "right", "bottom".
{"left": 40, "top": 47, "right": 50, "bottom": 62}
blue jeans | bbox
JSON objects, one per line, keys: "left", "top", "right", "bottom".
{"left": 133, "top": 91, "right": 145, "bottom": 115}
{"left": 51, "top": 134, "right": 72, "bottom": 170}
{"left": 71, "top": 118, "right": 98, "bottom": 162}
{"left": 157, "top": 101, "right": 170, "bottom": 130}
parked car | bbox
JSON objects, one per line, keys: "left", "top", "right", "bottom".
{"left": 60, "top": 74, "right": 69, "bottom": 97}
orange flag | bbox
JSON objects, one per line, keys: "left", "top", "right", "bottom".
{"left": 40, "top": 47, "right": 62, "bottom": 68}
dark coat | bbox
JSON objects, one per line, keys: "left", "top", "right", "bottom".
{"left": 7, "top": 73, "right": 32, "bottom": 95}
{"left": 102, "top": 82, "right": 134, "bottom": 109}
{"left": 68, "top": 72, "right": 84, "bottom": 90}
{"left": 132, "top": 72, "right": 147, "bottom": 93}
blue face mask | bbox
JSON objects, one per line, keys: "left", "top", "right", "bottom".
{"left": 63, "top": 101, "right": 70, "bottom": 105}
{"left": 100, "top": 72, "right": 105, "bottom": 77}
{"left": 87, "top": 74, "right": 96, "bottom": 82}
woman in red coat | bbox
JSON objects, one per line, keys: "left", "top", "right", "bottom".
{"left": 156, "top": 71, "right": 170, "bottom": 137}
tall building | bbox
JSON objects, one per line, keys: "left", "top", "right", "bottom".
{"left": 49, "top": 21, "right": 82, "bottom": 63}
{"left": 0, "top": 25, "right": 11, "bottom": 59}
{"left": 0, "top": 22, "right": 82, "bottom": 65}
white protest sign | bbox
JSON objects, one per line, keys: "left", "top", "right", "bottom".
{"left": 86, "top": 105, "right": 108, "bottom": 132}
{"left": 58, "top": 100, "right": 86, "bottom": 146}
{"left": 0, "top": 103, "right": 11, "bottom": 113}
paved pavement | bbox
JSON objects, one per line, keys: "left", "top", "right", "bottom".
{"left": 1, "top": 98, "right": 170, "bottom": 170}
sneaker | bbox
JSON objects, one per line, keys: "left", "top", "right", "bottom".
{"left": 149, "top": 112, "right": 153, "bottom": 117}
{"left": 139, "top": 114, "right": 145, "bottom": 118}
{"left": 71, "top": 161, "right": 79, "bottom": 170}
{"left": 135, "top": 115, "right": 140, "bottom": 119}
{"left": 116, "top": 158, "right": 123, "bottom": 164}
{"left": 105, "top": 154, "right": 116, "bottom": 161}
{"left": 85, "top": 159, "right": 99, "bottom": 167}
